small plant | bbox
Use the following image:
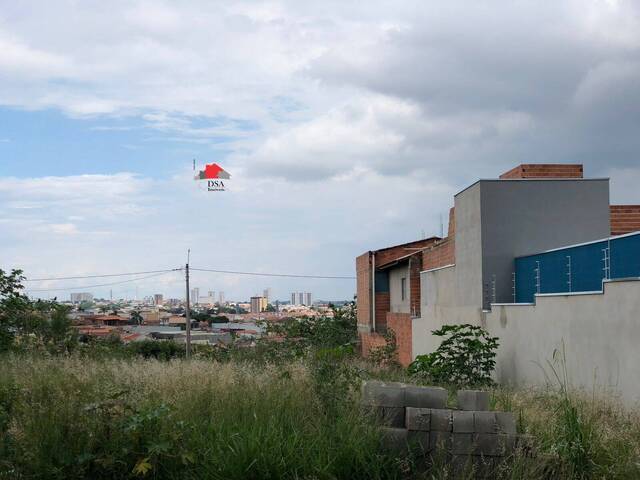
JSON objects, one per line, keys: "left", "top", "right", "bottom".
{"left": 368, "top": 328, "right": 399, "bottom": 368}
{"left": 309, "top": 345, "right": 360, "bottom": 411}
{"left": 408, "top": 324, "right": 498, "bottom": 386}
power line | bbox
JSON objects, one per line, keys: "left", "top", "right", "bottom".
{"left": 26, "top": 271, "right": 180, "bottom": 292}
{"left": 190, "top": 267, "right": 355, "bottom": 280}
{"left": 24, "top": 268, "right": 181, "bottom": 282}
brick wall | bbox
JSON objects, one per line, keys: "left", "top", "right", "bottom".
{"left": 409, "top": 254, "right": 422, "bottom": 317}
{"left": 611, "top": 205, "right": 640, "bottom": 235}
{"left": 356, "top": 253, "right": 371, "bottom": 330}
{"left": 447, "top": 206, "right": 455, "bottom": 237}
{"left": 499, "top": 163, "right": 583, "bottom": 179}
{"left": 356, "top": 238, "right": 440, "bottom": 333}
{"left": 375, "top": 238, "right": 440, "bottom": 267}
{"left": 375, "top": 292, "right": 390, "bottom": 331}
{"left": 422, "top": 239, "right": 455, "bottom": 271}
{"left": 422, "top": 207, "right": 456, "bottom": 271}
{"left": 360, "top": 312, "right": 413, "bottom": 367}
{"left": 360, "top": 331, "right": 387, "bottom": 358}
{"left": 387, "top": 312, "right": 413, "bottom": 367}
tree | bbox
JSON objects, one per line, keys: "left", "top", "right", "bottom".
{"left": 130, "top": 310, "right": 144, "bottom": 325}
{"left": 0, "top": 269, "right": 77, "bottom": 353}
{"left": 408, "top": 324, "right": 499, "bottom": 387}
{"left": 0, "top": 269, "right": 29, "bottom": 351}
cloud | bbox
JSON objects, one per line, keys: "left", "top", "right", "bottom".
{"left": 1, "top": 0, "right": 640, "bottom": 299}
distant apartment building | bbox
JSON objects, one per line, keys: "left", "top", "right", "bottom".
{"left": 250, "top": 296, "right": 268, "bottom": 313}
{"left": 263, "top": 288, "right": 271, "bottom": 303}
{"left": 70, "top": 292, "right": 93, "bottom": 303}
{"left": 218, "top": 291, "right": 225, "bottom": 304}
{"left": 190, "top": 288, "right": 200, "bottom": 304}
{"left": 153, "top": 294, "right": 163, "bottom": 306}
{"left": 199, "top": 294, "right": 216, "bottom": 305}
{"left": 290, "top": 291, "right": 312, "bottom": 305}
{"left": 355, "top": 163, "right": 640, "bottom": 403}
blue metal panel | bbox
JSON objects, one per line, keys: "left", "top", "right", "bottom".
{"left": 515, "top": 232, "right": 640, "bottom": 303}
{"left": 374, "top": 271, "right": 389, "bottom": 293}
{"left": 611, "top": 234, "right": 640, "bottom": 279}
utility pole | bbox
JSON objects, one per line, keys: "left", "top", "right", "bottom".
{"left": 185, "top": 250, "right": 192, "bottom": 359}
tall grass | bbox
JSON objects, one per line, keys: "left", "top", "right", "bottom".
{"left": 1, "top": 354, "right": 639, "bottom": 479}
{"left": 0, "top": 355, "right": 405, "bottom": 480}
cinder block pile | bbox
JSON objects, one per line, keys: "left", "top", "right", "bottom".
{"left": 362, "top": 381, "right": 531, "bottom": 475}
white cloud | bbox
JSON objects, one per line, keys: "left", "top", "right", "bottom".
{"left": 1, "top": 0, "right": 640, "bottom": 299}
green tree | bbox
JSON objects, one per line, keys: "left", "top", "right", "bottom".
{"left": 130, "top": 310, "right": 143, "bottom": 325}
{"left": 408, "top": 324, "right": 499, "bottom": 387}
{"left": 0, "top": 269, "right": 30, "bottom": 351}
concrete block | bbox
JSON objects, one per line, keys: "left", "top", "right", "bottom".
{"left": 405, "top": 407, "right": 431, "bottom": 431}
{"left": 457, "top": 390, "right": 490, "bottom": 411}
{"left": 473, "top": 433, "right": 517, "bottom": 456}
{"left": 372, "top": 406, "right": 405, "bottom": 428}
{"left": 430, "top": 409, "right": 453, "bottom": 431}
{"left": 474, "top": 411, "right": 497, "bottom": 433}
{"left": 407, "top": 430, "right": 430, "bottom": 454}
{"left": 452, "top": 411, "right": 475, "bottom": 433}
{"left": 405, "top": 385, "right": 448, "bottom": 409}
{"left": 380, "top": 427, "right": 408, "bottom": 451}
{"left": 361, "top": 381, "right": 406, "bottom": 407}
{"left": 452, "top": 433, "right": 475, "bottom": 455}
{"left": 495, "top": 412, "right": 517, "bottom": 434}
{"left": 429, "top": 431, "right": 452, "bottom": 452}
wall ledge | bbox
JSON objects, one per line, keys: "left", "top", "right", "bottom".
{"left": 420, "top": 263, "right": 455, "bottom": 274}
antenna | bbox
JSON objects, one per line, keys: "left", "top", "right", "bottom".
{"left": 439, "top": 213, "right": 444, "bottom": 238}
{"left": 192, "top": 159, "right": 196, "bottom": 171}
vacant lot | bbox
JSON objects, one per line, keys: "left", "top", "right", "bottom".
{"left": 0, "top": 355, "right": 639, "bottom": 479}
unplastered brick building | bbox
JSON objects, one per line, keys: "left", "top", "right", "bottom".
{"left": 355, "top": 164, "right": 640, "bottom": 403}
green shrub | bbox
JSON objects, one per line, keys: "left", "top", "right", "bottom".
{"left": 368, "top": 329, "right": 399, "bottom": 368}
{"left": 408, "top": 324, "right": 498, "bottom": 386}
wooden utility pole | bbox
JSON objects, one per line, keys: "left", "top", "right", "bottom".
{"left": 185, "top": 251, "right": 192, "bottom": 359}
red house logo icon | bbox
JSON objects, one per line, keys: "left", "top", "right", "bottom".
{"left": 194, "top": 163, "right": 230, "bottom": 191}
{"left": 195, "top": 163, "right": 231, "bottom": 180}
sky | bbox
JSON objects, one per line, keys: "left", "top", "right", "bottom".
{"left": 1, "top": 0, "right": 640, "bottom": 301}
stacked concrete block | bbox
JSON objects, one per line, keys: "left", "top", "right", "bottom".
{"left": 456, "top": 389, "right": 490, "bottom": 411}
{"left": 362, "top": 381, "right": 531, "bottom": 474}
{"left": 361, "top": 381, "right": 407, "bottom": 428}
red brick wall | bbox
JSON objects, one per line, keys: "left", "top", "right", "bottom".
{"left": 356, "top": 237, "right": 440, "bottom": 332}
{"left": 422, "top": 239, "right": 455, "bottom": 271}
{"left": 360, "top": 313, "right": 413, "bottom": 367}
{"left": 422, "top": 206, "right": 456, "bottom": 271}
{"left": 447, "top": 206, "right": 455, "bottom": 238}
{"left": 387, "top": 312, "right": 412, "bottom": 367}
{"left": 499, "top": 164, "right": 583, "bottom": 179}
{"left": 375, "top": 238, "right": 439, "bottom": 267}
{"left": 356, "top": 253, "right": 371, "bottom": 330}
{"left": 611, "top": 205, "right": 640, "bottom": 235}
{"left": 409, "top": 254, "right": 422, "bottom": 317}
{"left": 360, "top": 331, "right": 386, "bottom": 358}
{"left": 375, "top": 292, "right": 390, "bottom": 331}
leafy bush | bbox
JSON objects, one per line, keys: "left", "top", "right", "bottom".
{"left": 408, "top": 324, "right": 498, "bottom": 386}
{"left": 127, "top": 339, "right": 184, "bottom": 360}
{"left": 309, "top": 345, "right": 361, "bottom": 411}
{"left": 368, "top": 328, "right": 399, "bottom": 368}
